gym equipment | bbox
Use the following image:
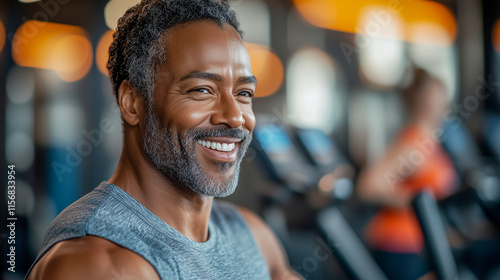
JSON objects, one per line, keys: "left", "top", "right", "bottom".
{"left": 293, "top": 128, "right": 354, "bottom": 200}
{"left": 413, "top": 191, "right": 459, "bottom": 280}
{"left": 252, "top": 114, "right": 387, "bottom": 280}
{"left": 252, "top": 116, "right": 320, "bottom": 194}
{"left": 317, "top": 207, "right": 387, "bottom": 280}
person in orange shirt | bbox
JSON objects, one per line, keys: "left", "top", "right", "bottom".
{"left": 357, "top": 69, "right": 457, "bottom": 280}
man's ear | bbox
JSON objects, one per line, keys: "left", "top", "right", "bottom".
{"left": 117, "top": 80, "right": 145, "bottom": 126}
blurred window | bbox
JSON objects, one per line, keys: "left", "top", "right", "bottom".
{"left": 230, "top": 0, "right": 270, "bottom": 46}
{"left": 287, "top": 47, "right": 345, "bottom": 134}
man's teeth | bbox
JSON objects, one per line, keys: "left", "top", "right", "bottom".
{"left": 197, "top": 140, "right": 236, "bottom": 152}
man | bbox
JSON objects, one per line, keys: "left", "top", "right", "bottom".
{"left": 26, "top": 0, "right": 301, "bottom": 279}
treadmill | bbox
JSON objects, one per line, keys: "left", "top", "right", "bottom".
{"left": 252, "top": 114, "right": 387, "bottom": 280}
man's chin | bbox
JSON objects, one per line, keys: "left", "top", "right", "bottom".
{"left": 204, "top": 168, "right": 237, "bottom": 185}
{"left": 197, "top": 155, "right": 236, "bottom": 174}
{"left": 189, "top": 167, "right": 239, "bottom": 197}
{"left": 214, "top": 160, "right": 237, "bottom": 173}
{"left": 190, "top": 179, "right": 238, "bottom": 198}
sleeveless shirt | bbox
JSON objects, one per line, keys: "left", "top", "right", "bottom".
{"left": 26, "top": 182, "right": 271, "bottom": 280}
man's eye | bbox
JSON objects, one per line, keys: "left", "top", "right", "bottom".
{"left": 189, "top": 88, "right": 210, "bottom": 94}
{"left": 238, "top": 91, "right": 254, "bottom": 98}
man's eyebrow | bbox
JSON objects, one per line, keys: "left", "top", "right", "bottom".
{"left": 238, "top": 75, "right": 257, "bottom": 85}
{"left": 180, "top": 71, "right": 257, "bottom": 85}
{"left": 180, "top": 71, "right": 223, "bottom": 82}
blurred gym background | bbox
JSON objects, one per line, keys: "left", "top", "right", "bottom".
{"left": 1, "top": 0, "right": 500, "bottom": 279}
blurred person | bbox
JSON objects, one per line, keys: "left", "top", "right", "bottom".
{"left": 357, "top": 69, "right": 457, "bottom": 280}
{"left": 25, "top": 0, "right": 301, "bottom": 279}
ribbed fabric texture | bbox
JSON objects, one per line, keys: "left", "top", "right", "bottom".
{"left": 26, "top": 182, "right": 270, "bottom": 280}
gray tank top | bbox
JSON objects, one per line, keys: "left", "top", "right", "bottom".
{"left": 26, "top": 182, "right": 271, "bottom": 280}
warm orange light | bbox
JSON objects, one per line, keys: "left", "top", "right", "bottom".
{"left": 293, "top": 0, "right": 457, "bottom": 46}
{"left": 319, "top": 173, "right": 336, "bottom": 192}
{"left": 493, "top": 20, "right": 500, "bottom": 53}
{"left": 403, "top": 1, "right": 456, "bottom": 46}
{"left": 12, "top": 21, "right": 93, "bottom": 82}
{"left": 245, "top": 43, "right": 284, "bottom": 98}
{"left": 96, "top": 30, "right": 114, "bottom": 75}
{"left": 0, "top": 21, "right": 5, "bottom": 53}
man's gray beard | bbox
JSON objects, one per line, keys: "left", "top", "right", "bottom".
{"left": 142, "top": 104, "right": 251, "bottom": 197}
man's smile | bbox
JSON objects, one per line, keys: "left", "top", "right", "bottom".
{"left": 196, "top": 137, "right": 241, "bottom": 163}
{"left": 198, "top": 140, "right": 236, "bottom": 152}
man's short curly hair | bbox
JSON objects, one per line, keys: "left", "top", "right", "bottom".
{"left": 107, "top": 0, "right": 242, "bottom": 101}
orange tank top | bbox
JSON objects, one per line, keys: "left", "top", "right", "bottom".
{"left": 365, "top": 125, "right": 456, "bottom": 253}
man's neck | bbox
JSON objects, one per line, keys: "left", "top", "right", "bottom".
{"left": 108, "top": 144, "right": 213, "bottom": 243}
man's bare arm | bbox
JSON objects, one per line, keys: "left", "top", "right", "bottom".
{"left": 238, "top": 207, "right": 304, "bottom": 280}
{"left": 27, "top": 235, "right": 160, "bottom": 280}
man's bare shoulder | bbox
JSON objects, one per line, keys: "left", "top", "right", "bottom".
{"left": 28, "top": 235, "right": 159, "bottom": 280}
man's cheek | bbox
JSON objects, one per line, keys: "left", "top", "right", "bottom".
{"left": 243, "top": 110, "right": 256, "bottom": 131}
{"left": 172, "top": 103, "right": 213, "bottom": 126}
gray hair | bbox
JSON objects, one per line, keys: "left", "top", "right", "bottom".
{"left": 107, "top": 0, "right": 242, "bottom": 101}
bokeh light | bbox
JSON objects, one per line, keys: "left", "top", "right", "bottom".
{"left": 12, "top": 21, "right": 93, "bottom": 82}
{"left": 287, "top": 48, "right": 343, "bottom": 133}
{"left": 104, "top": 0, "right": 140, "bottom": 30}
{"left": 96, "top": 30, "right": 114, "bottom": 75}
{"left": 407, "top": 22, "right": 453, "bottom": 47}
{"left": 51, "top": 35, "right": 93, "bottom": 81}
{"left": 293, "top": 0, "right": 456, "bottom": 46}
{"left": 493, "top": 20, "right": 500, "bottom": 53}
{"left": 357, "top": 6, "right": 406, "bottom": 88}
{"left": 230, "top": 0, "right": 270, "bottom": 46}
{"left": 6, "top": 132, "right": 35, "bottom": 172}
{"left": 408, "top": 42, "right": 458, "bottom": 100}
{"left": 6, "top": 66, "right": 35, "bottom": 104}
{"left": 0, "top": 20, "right": 5, "bottom": 53}
{"left": 245, "top": 43, "right": 284, "bottom": 98}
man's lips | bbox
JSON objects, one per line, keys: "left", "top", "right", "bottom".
{"left": 196, "top": 137, "right": 241, "bottom": 162}
{"left": 202, "top": 137, "right": 242, "bottom": 143}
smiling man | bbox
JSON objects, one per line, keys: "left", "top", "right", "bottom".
{"left": 25, "top": 1, "right": 300, "bottom": 279}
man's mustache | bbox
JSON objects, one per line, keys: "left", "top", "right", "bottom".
{"left": 189, "top": 128, "right": 250, "bottom": 143}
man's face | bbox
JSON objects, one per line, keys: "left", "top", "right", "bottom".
{"left": 143, "top": 21, "right": 256, "bottom": 197}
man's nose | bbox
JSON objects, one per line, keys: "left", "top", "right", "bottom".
{"left": 210, "top": 94, "right": 245, "bottom": 128}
